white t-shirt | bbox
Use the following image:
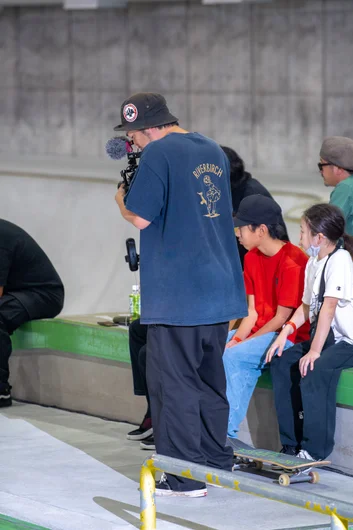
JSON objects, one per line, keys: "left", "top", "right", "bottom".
{"left": 302, "top": 249, "right": 353, "bottom": 344}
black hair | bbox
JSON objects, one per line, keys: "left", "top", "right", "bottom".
{"left": 303, "top": 203, "right": 353, "bottom": 259}
{"left": 249, "top": 223, "right": 290, "bottom": 242}
{"left": 220, "top": 145, "right": 251, "bottom": 189}
{"left": 156, "top": 121, "right": 179, "bottom": 130}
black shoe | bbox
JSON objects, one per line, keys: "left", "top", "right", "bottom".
{"left": 155, "top": 473, "right": 207, "bottom": 498}
{"left": 271, "top": 445, "right": 299, "bottom": 471}
{"left": 280, "top": 445, "right": 298, "bottom": 456}
{"left": 0, "top": 383, "right": 12, "bottom": 408}
{"left": 140, "top": 434, "right": 156, "bottom": 450}
{"left": 127, "top": 416, "right": 152, "bottom": 441}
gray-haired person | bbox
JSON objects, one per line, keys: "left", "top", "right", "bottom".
{"left": 319, "top": 136, "right": 353, "bottom": 235}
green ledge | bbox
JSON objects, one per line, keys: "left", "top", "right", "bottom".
{"left": 0, "top": 514, "right": 49, "bottom": 530}
{"left": 12, "top": 318, "right": 353, "bottom": 408}
{"left": 258, "top": 368, "right": 353, "bottom": 409}
{"left": 12, "top": 319, "right": 129, "bottom": 363}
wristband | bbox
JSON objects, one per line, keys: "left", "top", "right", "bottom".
{"left": 284, "top": 320, "right": 297, "bottom": 333}
{"left": 231, "top": 336, "right": 242, "bottom": 344}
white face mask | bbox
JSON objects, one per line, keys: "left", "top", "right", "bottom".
{"left": 305, "top": 245, "right": 321, "bottom": 258}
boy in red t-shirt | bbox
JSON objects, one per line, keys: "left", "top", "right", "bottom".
{"left": 223, "top": 195, "right": 309, "bottom": 443}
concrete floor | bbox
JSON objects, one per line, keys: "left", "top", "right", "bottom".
{"left": 1, "top": 401, "right": 353, "bottom": 530}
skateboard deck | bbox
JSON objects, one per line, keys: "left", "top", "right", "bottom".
{"left": 228, "top": 438, "right": 330, "bottom": 486}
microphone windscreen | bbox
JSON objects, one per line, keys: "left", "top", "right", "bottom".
{"left": 105, "top": 137, "right": 128, "bottom": 161}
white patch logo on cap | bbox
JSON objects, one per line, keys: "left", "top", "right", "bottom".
{"left": 123, "top": 103, "right": 138, "bottom": 123}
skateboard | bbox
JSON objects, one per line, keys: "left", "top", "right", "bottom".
{"left": 228, "top": 438, "right": 330, "bottom": 487}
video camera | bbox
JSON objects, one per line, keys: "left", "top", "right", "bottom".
{"left": 105, "top": 135, "right": 141, "bottom": 192}
{"left": 120, "top": 147, "right": 141, "bottom": 191}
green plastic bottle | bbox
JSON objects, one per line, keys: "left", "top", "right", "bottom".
{"left": 129, "top": 284, "right": 140, "bottom": 322}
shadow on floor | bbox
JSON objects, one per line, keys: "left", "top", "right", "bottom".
{"left": 94, "top": 497, "right": 218, "bottom": 530}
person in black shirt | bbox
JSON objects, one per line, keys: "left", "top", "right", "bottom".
{"left": 220, "top": 146, "right": 289, "bottom": 266}
{"left": 0, "top": 219, "right": 64, "bottom": 407}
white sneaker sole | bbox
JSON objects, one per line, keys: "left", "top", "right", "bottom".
{"left": 155, "top": 488, "right": 207, "bottom": 498}
{"left": 126, "top": 427, "right": 153, "bottom": 441}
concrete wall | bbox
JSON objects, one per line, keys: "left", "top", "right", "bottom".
{"left": 0, "top": 162, "right": 140, "bottom": 316}
{"left": 1, "top": 0, "right": 353, "bottom": 171}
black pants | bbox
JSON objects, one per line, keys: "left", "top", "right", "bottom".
{"left": 146, "top": 323, "right": 233, "bottom": 491}
{"left": 0, "top": 295, "right": 31, "bottom": 383}
{"left": 271, "top": 339, "right": 353, "bottom": 460}
{"left": 128, "top": 318, "right": 150, "bottom": 418}
{"left": 0, "top": 291, "right": 64, "bottom": 385}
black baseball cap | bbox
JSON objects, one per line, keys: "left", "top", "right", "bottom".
{"left": 233, "top": 195, "right": 282, "bottom": 227}
{"left": 114, "top": 92, "right": 178, "bottom": 132}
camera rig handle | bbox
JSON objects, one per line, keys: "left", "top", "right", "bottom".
{"left": 125, "top": 238, "right": 139, "bottom": 271}
{"left": 119, "top": 150, "right": 141, "bottom": 191}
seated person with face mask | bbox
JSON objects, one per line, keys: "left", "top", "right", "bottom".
{"left": 266, "top": 203, "right": 353, "bottom": 460}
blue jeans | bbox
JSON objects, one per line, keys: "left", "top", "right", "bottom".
{"left": 223, "top": 330, "right": 293, "bottom": 438}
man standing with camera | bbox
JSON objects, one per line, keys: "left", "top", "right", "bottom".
{"left": 115, "top": 92, "right": 247, "bottom": 497}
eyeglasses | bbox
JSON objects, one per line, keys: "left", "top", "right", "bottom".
{"left": 318, "top": 162, "right": 332, "bottom": 172}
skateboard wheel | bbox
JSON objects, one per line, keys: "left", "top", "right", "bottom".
{"left": 309, "top": 471, "right": 320, "bottom": 484}
{"left": 279, "top": 474, "right": 290, "bottom": 487}
{"left": 255, "top": 461, "right": 263, "bottom": 470}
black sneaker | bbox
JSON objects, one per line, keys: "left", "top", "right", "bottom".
{"left": 140, "top": 434, "right": 155, "bottom": 450}
{"left": 272, "top": 445, "right": 298, "bottom": 470}
{"left": 0, "top": 383, "right": 12, "bottom": 408}
{"left": 280, "top": 445, "right": 298, "bottom": 456}
{"left": 127, "top": 416, "right": 152, "bottom": 441}
{"left": 155, "top": 473, "right": 207, "bottom": 498}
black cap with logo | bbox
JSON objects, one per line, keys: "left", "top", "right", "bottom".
{"left": 233, "top": 195, "right": 283, "bottom": 227}
{"left": 114, "top": 92, "right": 179, "bottom": 132}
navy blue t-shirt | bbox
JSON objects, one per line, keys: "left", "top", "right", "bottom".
{"left": 125, "top": 132, "right": 247, "bottom": 325}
